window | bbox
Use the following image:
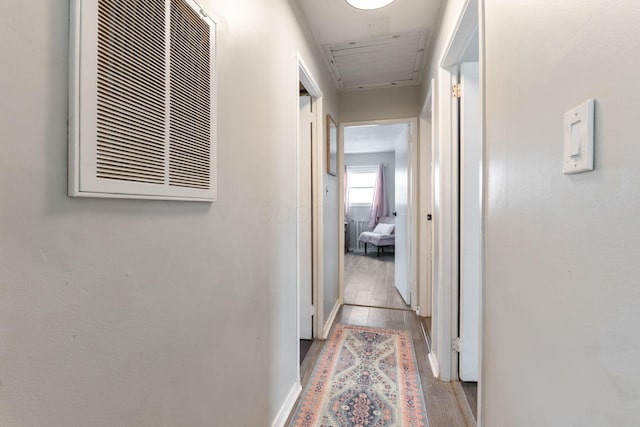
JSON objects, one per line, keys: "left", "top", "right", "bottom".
{"left": 68, "top": 0, "right": 217, "bottom": 201}
{"left": 347, "top": 166, "right": 378, "bottom": 205}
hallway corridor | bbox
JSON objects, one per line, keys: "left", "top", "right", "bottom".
{"left": 3, "top": 1, "right": 639, "bottom": 425}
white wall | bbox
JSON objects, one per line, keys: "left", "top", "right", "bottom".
{"left": 482, "top": 1, "right": 640, "bottom": 425}
{"left": 419, "top": 0, "right": 468, "bottom": 101}
{"left": 323, "top": 169, "right": 340, "bottom": 330}
{"left": 0, "top": 1, "right": 337, "bottom": 425}
{"left": 339, "top": 86, "right": 421, "bottom": 123}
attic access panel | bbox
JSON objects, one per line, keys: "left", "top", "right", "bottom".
{"left": 324, "top": 31, "right": 427, "bottom": 91}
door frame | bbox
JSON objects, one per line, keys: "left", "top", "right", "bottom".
{"left": 418, "top": 80, "right": 435, "bottom": 319}
{"left": 429, "top": 0, "right": 485, "bottom": 424}
{"left": 296, "top": 55, "right": 324, "bottom": 375}
{"left": 338, "top": 117, "right": 420, "bottom": 312}
{"left": 458, "top": 62, "right": 481, "bottom": 383}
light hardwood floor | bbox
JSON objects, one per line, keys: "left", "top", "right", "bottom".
{"left": 344, "top": 251, "right": 408, "bottom": 310}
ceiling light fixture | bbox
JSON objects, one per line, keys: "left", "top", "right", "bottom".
{"left": 345, "top": 0, "right": 395, "bottom": 11}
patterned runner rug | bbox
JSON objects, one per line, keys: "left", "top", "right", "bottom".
{"left": 288, "top": 324, "right": 429, "bottom": 427}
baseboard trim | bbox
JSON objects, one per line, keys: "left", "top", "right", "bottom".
{"left": 271, "top": 381, "right": 302, "bottom": 427}
{"left": 428, "top": 351, "right": 440, "bottom": 379}
{"left": 420, "top": 319, "right": 432, "bottom": 353}
{"left": 322, "top": 300, "right": 341, "bottom": 339}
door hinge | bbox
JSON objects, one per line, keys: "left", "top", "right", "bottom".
{"left": 452, "top": 337, "right": 462, "bottom": 352}
{"left": 452, "top": 83, "right": 461, "bottom": 99}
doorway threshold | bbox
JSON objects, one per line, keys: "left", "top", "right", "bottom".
{"left": 343, "top": 302, "right": 412, "bottom": 312}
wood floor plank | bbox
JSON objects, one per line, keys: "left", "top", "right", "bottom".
{"left": 461, "top": 382, "right": 478, "bottom": 421}
{"left": 343, "top": 252, "right": 408, "bottom": 310}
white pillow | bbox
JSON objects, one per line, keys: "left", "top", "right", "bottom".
{"left": 373, "top": 223, "right": 395, "bottom": 234}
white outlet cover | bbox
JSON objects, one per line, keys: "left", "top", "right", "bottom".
{"left": 563, "top": 99, "right": 595, "bottom": 174}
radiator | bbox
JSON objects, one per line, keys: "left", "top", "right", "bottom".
{"left": 349, "top": 220, "right": 369, "bottom": 251}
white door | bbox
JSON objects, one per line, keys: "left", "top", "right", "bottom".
{"left": 299, "top": 95, "right": 314, "bottom": 340}
{"left": 459, "top": 62, "right": 481, "bottom": 382}
{"left": 395, "top": 125, "right": 411, "bottom": 304}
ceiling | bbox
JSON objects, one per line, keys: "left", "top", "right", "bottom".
{"left": 344, "top": 123, "right": 408, "bottom": 154}
{"left": 298, "top": 0, "right": 443, "bottom": 91}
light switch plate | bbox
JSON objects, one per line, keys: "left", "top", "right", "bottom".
{"left": 563, "top": 99, "right": 595, "bottom": 174}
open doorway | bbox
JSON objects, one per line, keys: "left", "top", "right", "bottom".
{"left": 298, "top": 85, "right": 314, "bottom": 364}
{"left": 429, "top": 0, "right": 482, "bottom": 422}
{"left": 341, "top": 120, "right": 417, "bottom": 313}
{"left": 297, "top": 59, "right": 323, "bottom": 372}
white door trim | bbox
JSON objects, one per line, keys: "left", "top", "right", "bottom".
{"left": 477, "top": 2, "right": 486, "bottom": 425}
{"left": 432, "top": 66, "right": 460, "bottom": 383}
{"left": 296, "top": 55, "right": 323, "bottom": 379}
{"left": 435, "top": 1, "right": 475, "bottom": 381}
{"left": 298, "top": 95, "right": 313, "bottom": 341}
{"left": 418, "top": 80, "right": 434, "bottom": 318}
{"left": 339, "top": 117, "right": 420, "bottom": 312}
{"left": 430, "top": 0, "right": 485, "bottom": 425}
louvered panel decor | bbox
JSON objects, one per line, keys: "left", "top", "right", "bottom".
{"left": 96, "top": 1, "right": 166, "bottom": 185}
{"left": 169, "top": 0, "right": 211, "bottom": 190}
{"left": 69, "top": 0, "right": 217, "bottom": 201}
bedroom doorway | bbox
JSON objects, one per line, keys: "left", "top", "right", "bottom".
{"left": 341, "top": 119, "right": 418, "bottom": 312}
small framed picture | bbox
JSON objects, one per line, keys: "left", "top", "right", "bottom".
{"left": 326, "top": 114, "right": 337, "bottom": 176}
